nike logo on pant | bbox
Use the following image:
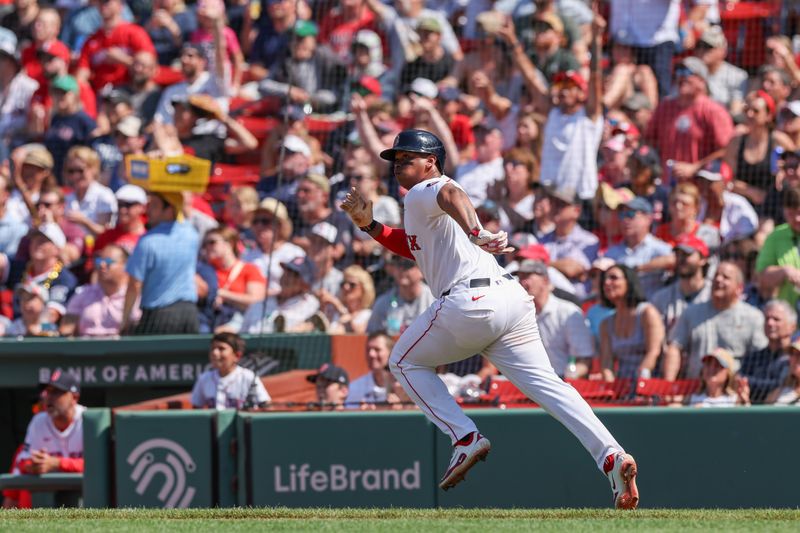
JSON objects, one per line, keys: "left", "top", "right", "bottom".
{"left": 472, "top": 295, "right": 485, "bottom": 301}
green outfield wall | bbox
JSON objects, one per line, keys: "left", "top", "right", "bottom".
{"left": 0, "top": 334, "right": 330, "bottom": 466}
{"left": 84, "top": 406, "right": 800, "bottom": 509}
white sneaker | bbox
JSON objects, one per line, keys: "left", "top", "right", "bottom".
{"left": 604, "top": 451, "right": 639, "bottom": 509}
{"left": 439, "top": 432, "right": 491, "bottom": 491}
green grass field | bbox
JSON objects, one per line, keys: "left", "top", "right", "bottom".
{"left": 1, "top": 509, "right": 799, "bottom": 532}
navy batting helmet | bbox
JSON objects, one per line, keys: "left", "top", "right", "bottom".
{"left": 380, "top": 129, "right": 446, "bottom": 173}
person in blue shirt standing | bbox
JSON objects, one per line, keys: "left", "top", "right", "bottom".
{"left": 121, "top": 190, "right": 200, "bottom": 334}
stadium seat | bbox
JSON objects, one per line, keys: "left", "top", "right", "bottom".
{"left": 635, "top": 378, "right": 701, "bottom": 405}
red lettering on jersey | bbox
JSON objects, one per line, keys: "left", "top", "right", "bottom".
{"left": 407, "top": 234, "right": 422, "bottom": 251}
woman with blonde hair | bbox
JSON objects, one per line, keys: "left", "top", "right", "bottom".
{"left": 224, "top": 186, "right": 259, "bottom": 235}
{"left": 63, "top": 146, "right": 117, "bottom": 235}
{"left": 319, "top": 265, "right": 375, "bottom": 335}
{"left": 241, "top": 198, "right": 305, "bottom": 297}
{"left": 687, "top": 348, "right": 750, "bottom": 407}
{"left": 654, "top": 181, "right": 720, "bottom": 249}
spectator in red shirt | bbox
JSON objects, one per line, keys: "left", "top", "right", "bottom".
{"left": 29, "top": 40, "right": 97, "bottom": 122}
{"left": 645, "top": 57, "right": 733, "bottom": 182}
{"left": 76, "top": 0, "right": 156, "bottom": 92}
{"left": 93, "top": 184, "right": 147, "bottom": 256}
{"left": 201, "top": 226, "right": 266, "bottom": 332}
{"left": 20, "top": 7, "right": 61, "bottom": 86}
{"left": 318, "top": 0, "right": 378, "bottom": 61}
{"left": 190, "top": 0, "right": 244, "bottom": 93}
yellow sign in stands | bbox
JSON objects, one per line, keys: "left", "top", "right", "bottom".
{"left": 125, "top": 154, "right": 211, "bottom": 193}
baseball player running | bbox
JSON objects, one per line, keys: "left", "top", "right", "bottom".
{"left": 340, "top": 129, "right": 639, "bottom": 509}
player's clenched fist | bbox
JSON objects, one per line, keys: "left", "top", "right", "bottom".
{"left": 340, "top": 187, "right": 373, "bottom": 228}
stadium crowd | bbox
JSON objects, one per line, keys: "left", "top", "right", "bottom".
{"left": 0, "top": 0, "right": 799, "bottom": 410}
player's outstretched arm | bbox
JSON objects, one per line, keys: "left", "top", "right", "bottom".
{"left": 437, "top": 183, "right": 514, "bottom": 254}
{"left": 340, "top": 187, "right": 415, "bottom": 260}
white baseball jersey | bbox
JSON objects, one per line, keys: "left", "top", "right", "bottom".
{"left": 191, "top": 366, "right": 271, "bottom": 409}
{"left": 16, "top": 405, "right": 86, "bottom": 464}
{"left": 403, "top": 177, "right": 507, "bottom": 297}
{"left": 387, "top": 174, "right": 625, "bottom": 473}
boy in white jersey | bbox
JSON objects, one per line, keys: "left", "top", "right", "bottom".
{"left": 191, "top": 332, "right": 271, "bottom": 409}
{"left": 2, "top": 370, "right": 85, "bottom": 509}
{"left": 341, "top": 129, "right": 640, "bottom": 509}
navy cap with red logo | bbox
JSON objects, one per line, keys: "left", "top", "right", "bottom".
{"left": 306, "top": 363, "right": 349, "bottom": 386}
{"left": 39, "top": 369, "right": 80, "bottom": 394}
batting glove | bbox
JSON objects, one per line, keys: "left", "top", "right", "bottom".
{"left": 469, "top": 228, "right": 509, "bottom": 253}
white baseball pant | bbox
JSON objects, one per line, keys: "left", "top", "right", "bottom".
{"left": 389, "top": 276, "right": 623, "bottom": 471}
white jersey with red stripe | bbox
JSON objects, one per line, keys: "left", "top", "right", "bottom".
{"left": 403, "top": 177, "right": 507, "bottom": 297}
{"left": 17, "top": 405, "right": 86, "bottom": 463}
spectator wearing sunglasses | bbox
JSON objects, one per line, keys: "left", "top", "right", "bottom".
{"left": 692, "top": 25, "right": 747, "bottom": 115}
{"left": 60, "top": 244, "right": 138, "bottom": 337}
{"left": 92, "top": 185, "right": 147, "bottom": 260}
{"left": 603, "top": 196, "right": 673, "bottom": 298}
{"left": 13, "top": 187, "right": 85, "bottom": 267}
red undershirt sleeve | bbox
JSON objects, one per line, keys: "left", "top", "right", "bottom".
{"left": 57, "top": 457, "right": 84, "bottom": 473}
{"left": 373, "top": 224, "right": 415, "bottom": 261}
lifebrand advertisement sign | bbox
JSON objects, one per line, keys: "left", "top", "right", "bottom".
{"left": 243, "top": 411, "right": 436, "bottom": 507}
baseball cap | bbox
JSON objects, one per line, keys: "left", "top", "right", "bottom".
{"left": 696, "top": 169, "right": 723, "bottom": 182}
{"left": 101, "top": 87, "right": 132, "bottom": 106}
{"left": 544, "top": 185, "right": 578, "bottom": 205}
{"left": 352, "top": 29, "right": 381, "bottom": 50}
{"left": 294, "top": 20, "right": 319, "bottom": 38}
{"left": 310, "top": 221, "right": 338, "bottom": 245}
{"left": 410, "top": 77, "right": 438, "bottom": 99}
{"left": 354, "top": 75, "right": 382, "bottom": 97}
{"left": 115, "top": 184, "right": 147, "bottom": 205}
{"left": 16, "top": 281, "right": 49, "bottom": 303}
{"left": 674, "top": 233, "right": 709, "bottom": 258}
{"left": 38, "top": 40, "right": 70, "bottom": 63}
{"left": 517, "top": 259, "right": 548, "bottom": 276}
{"left": 22, "top": 145, "right": 54, "bottom": 170}
{"left": 603, "top": 134, "right": 626, "bottom": 153}
{"left": 629, "top": 144, "right": 661, "bottom": 171}
{"left": 597, "top": 183, "right": 634, "bottom": 210}
{"left": 417, "top": 17, "right": 442, "bottom": 34}
{"left": 516, "top": 243, "right": 550, "bottom": 264}
{"left": 306, "top": 363, "right": 349, "bottom": 386}
{"left": 281, "top": 256, "right": 316, "bottom": 286}
{"left": 553, "top": 70, "right": 587, "bottom": 92}
{"left": 39, "top": 369, "right": 80, "bottom": 394}
{"left": 387, "top": 254, "right": 417, "bottom": 270}
{"left": 702, "top": 347, "right": 735, "bottom": 371}
{"left": 591, "top": 257, "right": 616, "bottom": 272}
{"left": 32, "top": 223, "right": 67, "bottom": 248}
{"left": 676, "top": 57, "right": 708, "bottom": 81}
{"left": 438, "top": 86, "right": 461, "bottom": 103}
{"left": 51, "top": 75, "right": 79, "bottom": 94}
{"left": 181, "top": 42, "right": 209, "bottom": 57}
{"left": 302, "top": 173, "right": 331, "bottom": 195}
{"left": 115, "top": 116, "right": 142, "bottom": 138}
{"left": 621, "top": 196, "right": 653, "bottom": 214}
{"left": 254, "top": 197, "right": 290, "bottom": 224}
{"left": 476, "top": 200, "right": 500, "bottom": 221}
{"left": 281, "top": 105, "right": 306, "bottom": 123}
{"left": 784, "top": 100, "right": 800, "bottom": 118}
{"left": 282, "top": 134, "right": 311, "bottom": 157}
{"left": 0, "top": 28, "right": 18, "bottom": 60}
{"left": 534, "top": 11, "right": 565, "bottom": 35}
{"left": 698, "top": 25, "right": 727, "bottom": 49}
